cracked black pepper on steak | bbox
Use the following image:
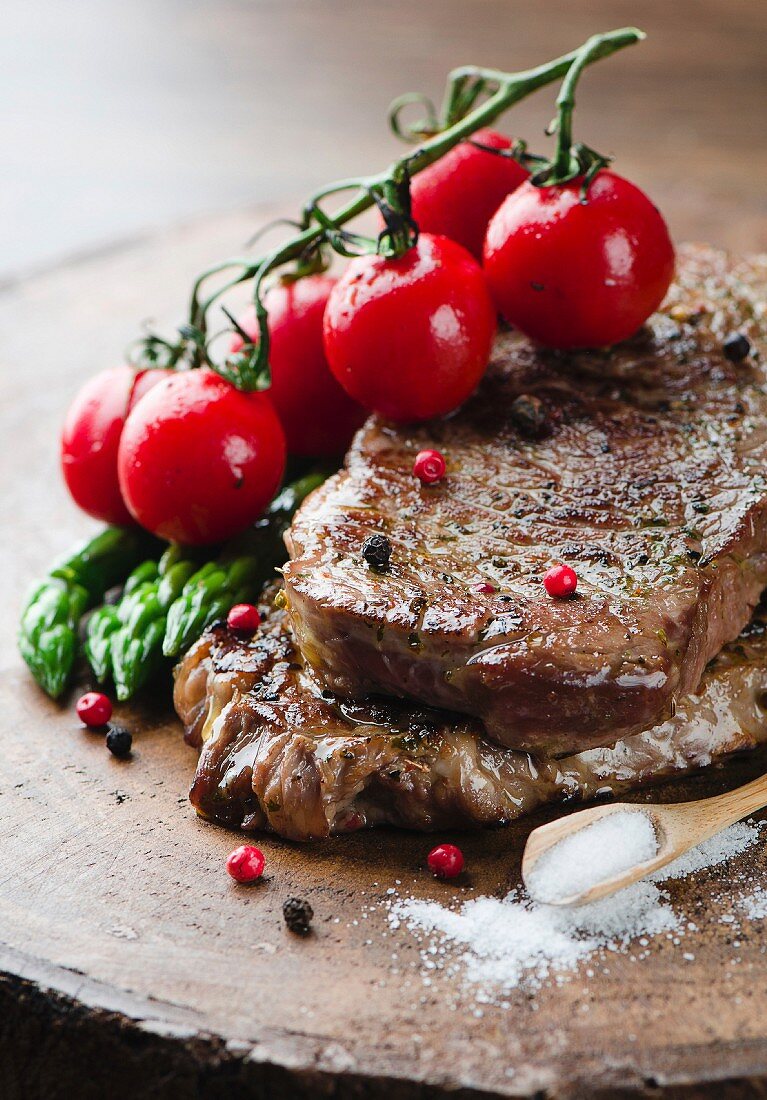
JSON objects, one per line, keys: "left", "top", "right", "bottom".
{"left": 361, "top": 534, "right": 392, "bottom": 572}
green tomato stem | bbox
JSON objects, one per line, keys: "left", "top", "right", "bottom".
{"left": 549, "top": 31, "right": 644, "bottom": 182}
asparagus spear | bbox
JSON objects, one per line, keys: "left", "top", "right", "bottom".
{"left": 84, "top": 604, "right": 121, "bottom": 684}
{"left": 85, "top": 559, "right": 160, "bottom": 683}
{"left": 109, "top": 546, "right": 200, "bottom": 700}
{"left": 18, "top": 526, "right": 157, "bottom": 698}
{"left": 163, "top": 471, "right": 326, "bottom": 659}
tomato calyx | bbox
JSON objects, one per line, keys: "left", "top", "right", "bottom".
{"left": 374, "top": 169, "right": 420, "bottom": 259}
{"left": 310, "top": 168, "right": 419, "bottom": 262}
{"left": 220, "top": 305, "right": 272, "bottom": 393}
{"left": 530, "top": 142, "right": 612, "bottom": 201}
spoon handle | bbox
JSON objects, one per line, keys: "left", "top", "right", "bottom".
{"left": 662, "top": 771, "right": 767, "bottom": 849}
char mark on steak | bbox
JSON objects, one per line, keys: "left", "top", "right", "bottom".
{"left": 283, "top": 246, "right": 767, "bottom": 757}
{"left": 174, "top": 596, "right": 767, "bottom": 842}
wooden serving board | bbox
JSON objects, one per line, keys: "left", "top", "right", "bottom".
{"left": 4, "top": 207, "right": 767, "bottom": 1099}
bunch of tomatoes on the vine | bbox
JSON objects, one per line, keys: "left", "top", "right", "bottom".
{"left": 61, "top": 30, "right": 674, "bottom": 547}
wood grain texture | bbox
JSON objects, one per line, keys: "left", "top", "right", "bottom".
{"left": 4, "top": 202, "right": 767, "bottom": 1097}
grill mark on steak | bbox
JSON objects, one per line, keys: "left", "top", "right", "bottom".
{"left": 173, "top": 596, "right": 767, "bottom": 842}
{"left": 283, "top": 246, "right": 767, "bottom": 756}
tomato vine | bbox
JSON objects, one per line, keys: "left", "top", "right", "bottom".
{"left": 131, "top": 27, "right": 644, "bottom": 391}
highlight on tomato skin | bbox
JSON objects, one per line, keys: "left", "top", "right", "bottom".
{"left": 60, "top": 365, "right": 168, "bottom": 525}
{"left": 116, "top": 368, "right": 286, "bottom": 545}
{"left": 229, "top": 274, "right": 366, "bottom": 457}
{"left": 482, "top": 170, "right": 676, "bottom": 350}
{"left": 409, "top": 129, "right": 528, "bottom": 261}
{"left": 322, "top": 233, "right": 497, "bottom": 424}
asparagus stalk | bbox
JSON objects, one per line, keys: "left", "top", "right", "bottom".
{"left": 110, "top": 546, "right": 200, "bottom": 699}
{"left": 18, "top": 526, "right": 157, "bottom": 698}
{"left": 85, "top": 559, "right": 160, "bottom": 683}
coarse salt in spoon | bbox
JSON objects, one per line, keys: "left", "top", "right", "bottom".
{"left": 522, "top": 772, "right": 767, "bottom": 907}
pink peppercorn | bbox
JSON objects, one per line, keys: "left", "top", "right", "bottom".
{"left": 227, "top": 603, "right": 261, "bottom": 634}
{"left": 226, "top": 845, "right": 265, "bottom": 884}
{"left": 413, "top": 449, "right": 446, "bottom": 485}
{"left": 427, "top": 843, "right": 464, "bottom": 879}
{"left": 76, "top": 691, "right": 112, "bottom": 728}
{"left": 543, "top": 563, "right": 578, "bottom": 599}
{"left": 472, "top": 581, "right": 496, "bottom": 595}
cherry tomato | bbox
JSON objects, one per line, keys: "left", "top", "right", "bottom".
{"left": 117, "top": 368, "right": 286, "bottom": 544}
{"left": 483, "top": 170, "right": 675, "bottom": 349}
{"left": 323, "top": 234, "right": 496, "bottom": 423}
{"left": 61, "top": 366, "right": 168, "bottom": 525}
{"left": 410, "top": 130, "right": 527, "bottom": 260}
{"left": 230, "top": 275, "right": 366, "bottom": 456}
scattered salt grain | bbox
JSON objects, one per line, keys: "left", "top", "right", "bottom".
{"left": 526, "top": 810, "right": 658, "bottom": 904}
{"left": 740, "top": 886, "right": 767, "bottom": 920}
{"left": 649, "top": 820, "right": 760, "bottom": 881}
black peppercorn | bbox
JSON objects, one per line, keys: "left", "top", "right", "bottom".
{"left": 362, "top": 533, "right": 391, "bottom": 572}
{"left": 509, "top": 394, "right": 548, "bottom": 439}
{"left": 722, "top": 332, "right": 751, "bottom": 363}
{"left": 283, "top": 896, "right": 313, "bottom": 935}
{"left": 106, "top": 725, "right": 132, "bottom": 758}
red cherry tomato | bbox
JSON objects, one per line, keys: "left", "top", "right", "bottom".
{"left": 323, "top": 234, "right": 496, "bottom": 423}
{"left": 117, "top": 368, "right": 286, "bottom": 544}
{"left": 230, "top": 275, "right": 366, "bottom": 456}
{"left": 410, "top": 130, "right": 527, "bottom": 260}
{"left": 60, "top": 366, "right": 167, "bottom": 525}
{"left": 483, "top": 170, "right": 675, "bottom": 350}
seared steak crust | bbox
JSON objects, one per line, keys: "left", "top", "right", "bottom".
{"left": 174, "top": 601, "right": 767, "bottom": 842}
{"left": 284, "top": 246, "right": 767, "bottom": 756}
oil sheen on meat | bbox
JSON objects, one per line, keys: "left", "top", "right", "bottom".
{"left": 174, "top": 596, "right": 767, "bottom": 842}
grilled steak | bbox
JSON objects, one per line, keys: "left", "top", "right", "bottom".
{"left": 174, "top": 597, "right": 767, "bottom": 842}
{"left": 284, "top": 246, "right": 767, "bottom": 756}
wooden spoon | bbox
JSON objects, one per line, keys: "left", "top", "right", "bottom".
{"left": 522, "top": 773, "right": 767, "bottom": 907}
